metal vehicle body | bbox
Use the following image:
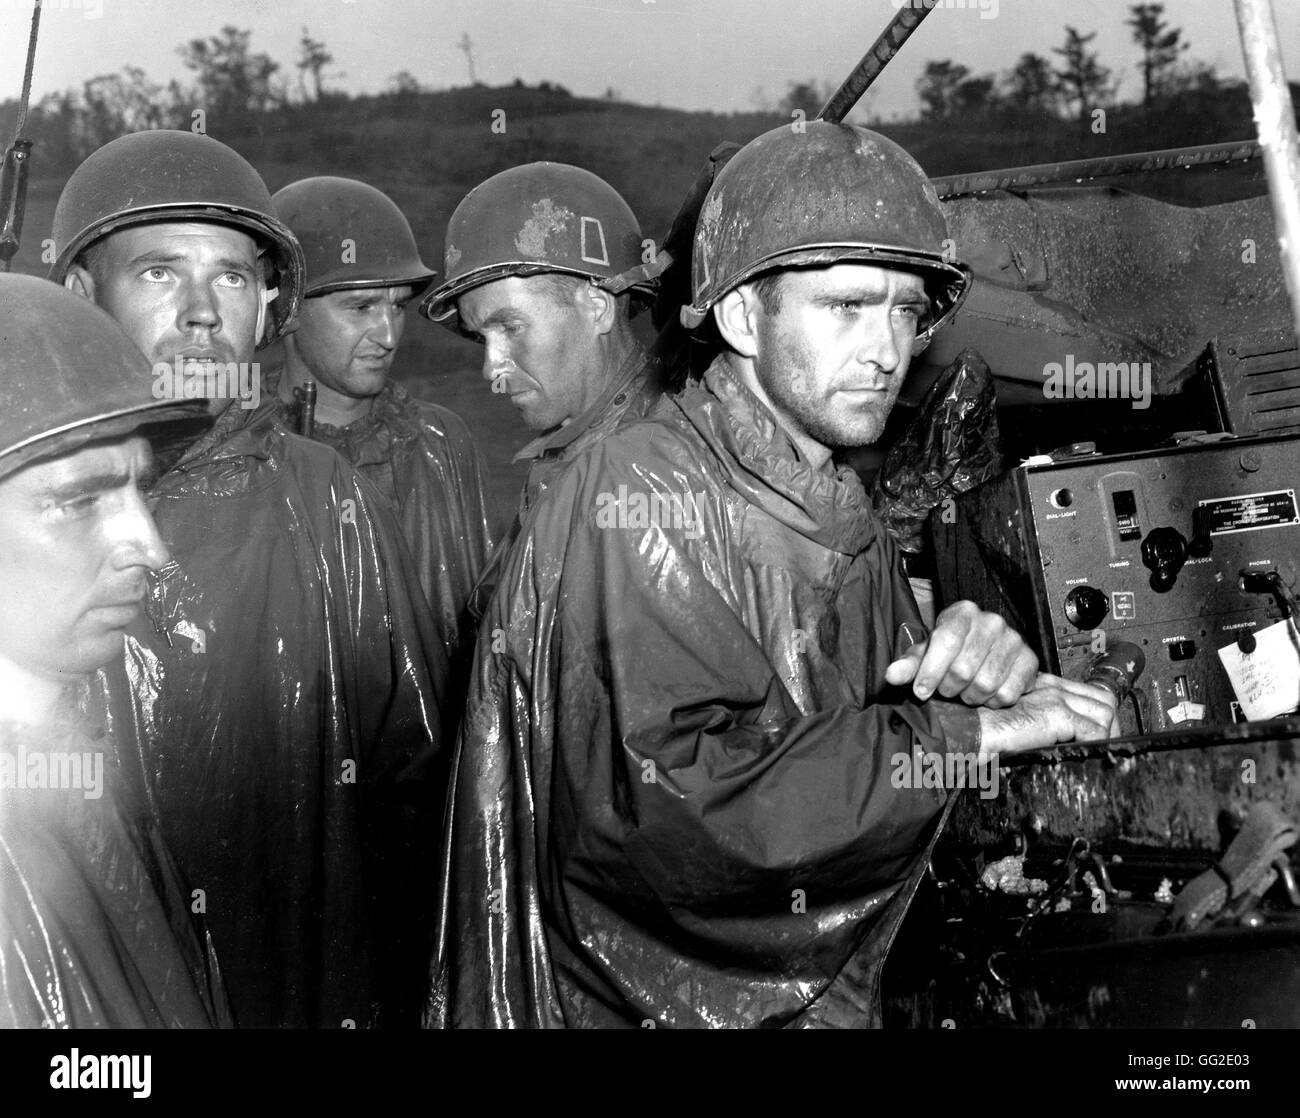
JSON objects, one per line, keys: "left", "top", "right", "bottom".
{"left": 868, "top": 0, "right": 1300, "bottom": 1029}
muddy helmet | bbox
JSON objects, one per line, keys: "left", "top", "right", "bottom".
{"left": 272, "top": 176, "right": 437, "bottom": 298}
{"left": 0, "top": 274, "right": 211, "bottom": 482}
{"left": 421, "top": 162, "right": 667, "bottom": 329}
{"left": 48, "top": 130, "right": 305, "bottom": 345}
{"left": 681, "top": 121, "right": 971, "bottom": 343}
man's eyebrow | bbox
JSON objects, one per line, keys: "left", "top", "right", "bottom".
{"left": 813, "top": 286, "right": 889, "bottom": 304}
{"left": 122, "top": 251, "right": 255, "bottom": 273}
{"left": 41, "top": 469, "right": 134, "bottom": 501}
{"left": 464, "top": 307, "right": 524, "bottom": 333}
{"left": 125, "top": 250, "right": 187, "bottom": 269}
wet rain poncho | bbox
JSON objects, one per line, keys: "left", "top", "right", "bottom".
{"left": 467, "top": 342, "right": 661, "bottom": 622}
{"left": 95, "top": 401, "right": 449, "bottom": 1029}
{"left": 1, "top": 712, "right": 230, "bottom": 1028}
{"left": 429, "top": 356, "right": 980, "bottom": 1029}
{"left": 271, "top": 374, "right": 492, "bottom": 669}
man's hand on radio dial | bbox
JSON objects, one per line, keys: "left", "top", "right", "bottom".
{"left": 885, "top": 600, "right": 1038, "bottom": 708}
{"left": 977, "top": 674, "right": 1120, "bottom": 756}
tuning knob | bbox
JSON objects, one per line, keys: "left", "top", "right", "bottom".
{"left": 1064, "top": 585, "right": 1110, "bottom": 630}
{"left": 1141, "top": 526, "right": 1188, "bottom": 593}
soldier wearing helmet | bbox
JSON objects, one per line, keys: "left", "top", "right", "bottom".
{"left": 423, "top": 162, "right": 667, "bottom": 616}
{"left": 0, "top": 275, "right": 230, "bottom": 1027}
{"left": 428, "top": 123, "right": 1119, "bottom": 1029}
{"left": 52, "top": 131, "right": 450, "bottom": 1029}
{"left": 268, "top": 177, "right": 491, "bottom": 670}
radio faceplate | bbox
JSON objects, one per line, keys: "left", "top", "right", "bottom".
{"left": 933, "top": 435, "right": 1300, "bottom": 734}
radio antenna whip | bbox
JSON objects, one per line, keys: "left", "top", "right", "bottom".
{"left": 0, "top": 0, "right": 43, "bottom": 273}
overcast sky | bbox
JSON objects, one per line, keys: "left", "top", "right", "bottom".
{"left": 1, "top": 0, "right": 1297, "bottom": 121}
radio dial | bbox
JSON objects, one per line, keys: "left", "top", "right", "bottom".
{"left": 1064, "top": 585, "right": 1109, "bottom": 630}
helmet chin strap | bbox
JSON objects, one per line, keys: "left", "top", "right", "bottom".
{"left": 255, "top": 284, "right": 278, "bottom": 345}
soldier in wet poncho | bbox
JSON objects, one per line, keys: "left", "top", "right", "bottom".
{"left": 0, "top": 275, "right": 228, "bottom": 1028}
{"left": 269, "top": 177, "right": 492, "bottom": 673}
{"left": 428, "top": 123, "right": 1120, "bottom": 1028}
{"left": 52, "top": 131, "right": 450, "bottom": 1028}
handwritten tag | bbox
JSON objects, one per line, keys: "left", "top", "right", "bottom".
{"left": 1217, "top": 620, "right": 1300, "bottom": 720}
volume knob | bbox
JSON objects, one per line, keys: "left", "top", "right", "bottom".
{"left": 1064, "top": 585, "right": 1110, "bottom": 630}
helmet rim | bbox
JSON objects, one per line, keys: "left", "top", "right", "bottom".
{"left": 421, "top": 260, "right": 657, "bottom": 326}
{"left": 681, "top": 242, "right": 971, "bottom": 338}
{"left": 0, "top": 401, "right": 212, "bottom": 485}
{"left": 306, "top": 268, "right": 439, "bottom": 300}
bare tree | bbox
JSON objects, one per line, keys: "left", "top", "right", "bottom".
{"left": 1127, "top": 4, "right": 1188, "bottom": 106}
{"left": 178, "top": 26, "right": 281, "bottom": 118}
{"left": 458, "top": 33, "right": 477, "bottom": 85}
{"left": 1053, "top": 26, "right": 1113, "bottom": 123}
{"left": 297, "top": 27, "right": 334, "bottom": 102}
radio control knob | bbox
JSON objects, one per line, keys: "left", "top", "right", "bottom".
{"left": 1142, "top": 526, "right": 1188, "bottom": 592}
{"left": 1064, "top": 585, "right": 1110, "bottom": 630}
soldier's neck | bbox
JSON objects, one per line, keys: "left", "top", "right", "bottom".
{"left": 279, "top": 347, "right": 373, "bottom": 429}
{"left": 724, "top": 353, "right": 833, "bottom": 472}
{"left": 571, "top": 325, "right": 639, "bottom": 421}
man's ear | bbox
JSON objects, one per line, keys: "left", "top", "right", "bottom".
{"left": 583, "top": 282, "right": 618, "bottom": 336}
{"left": 713, "top": 285, "right": 761, "bottom": 359}
{"left": 64, "top": 265, "right": 95, "bottom": 302}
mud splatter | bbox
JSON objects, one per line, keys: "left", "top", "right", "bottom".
{"left": 515, "top": 198, "right": 573, "bottom": 258}
{"left": 445, "top": 243, "right": 462, "bottom": 272}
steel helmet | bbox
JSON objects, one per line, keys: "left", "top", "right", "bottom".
{"left": 681, "top": 121, "right": 971, "bottom": 343}
{"left": 48, "top": 130, "right": 305, "bottom": 345}
{"left": 421, "top": 162, "right": 667, "bottom": 328}
{"left": 272, "top": 177, "right": 437, "bottom": 297}
{"left": 0, "top": 274, "right": 211, "bottom": 482}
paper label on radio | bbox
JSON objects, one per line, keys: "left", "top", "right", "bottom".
{"left": 1166, "top": 701, "right": 1205, "bottom": 724}
{"left": 1217, "top": 619, "right": 1300, "bottom": 720}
